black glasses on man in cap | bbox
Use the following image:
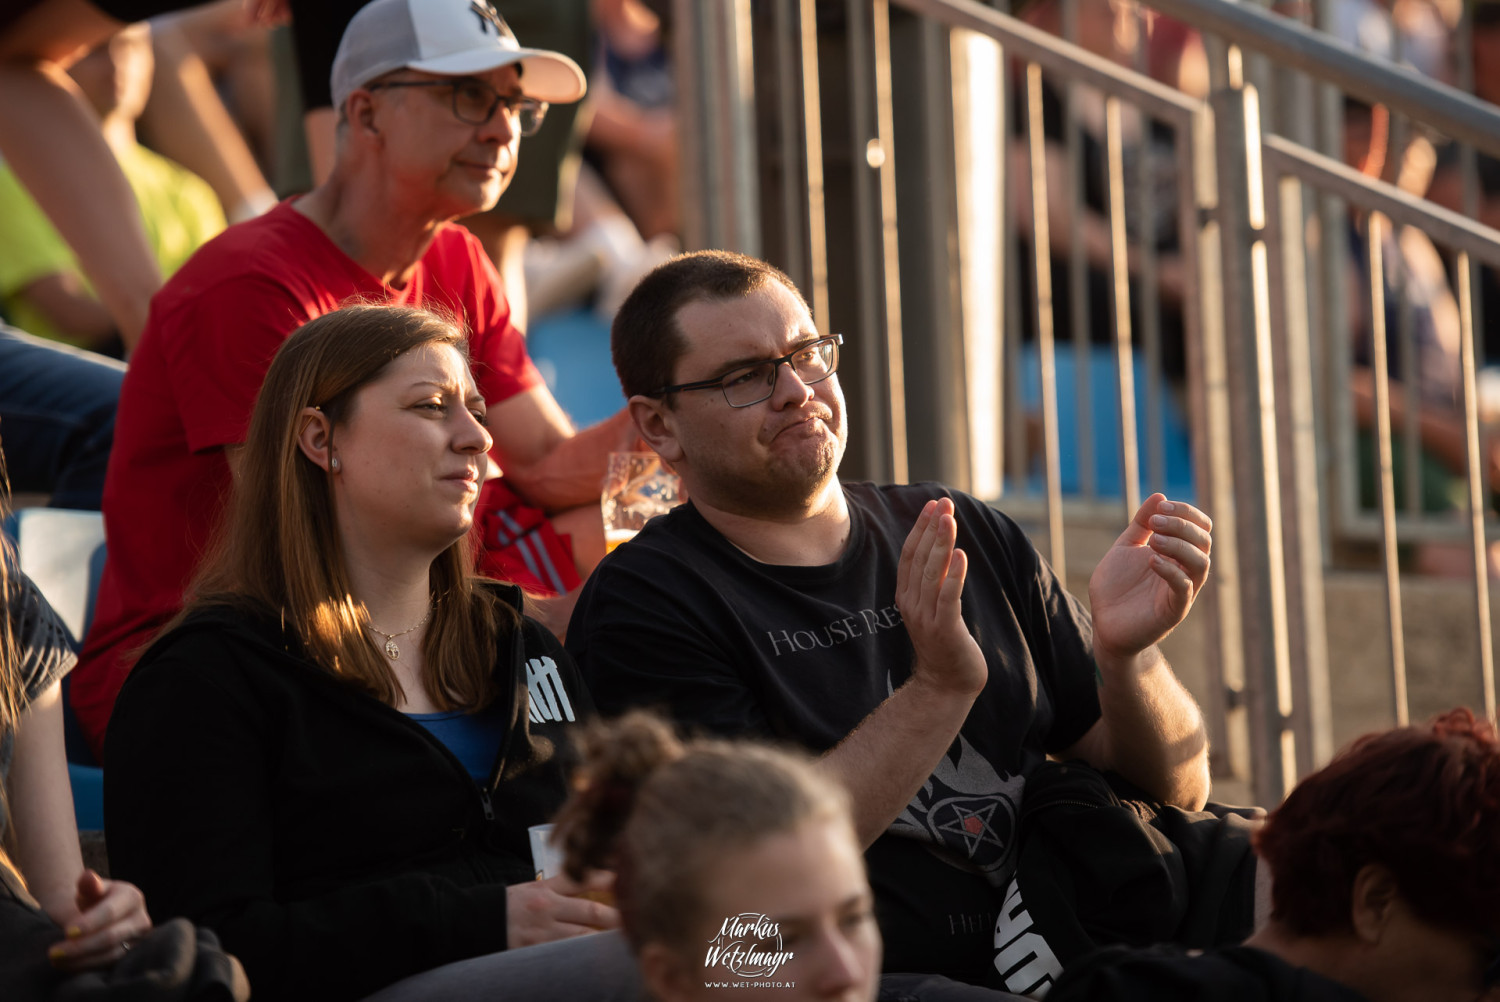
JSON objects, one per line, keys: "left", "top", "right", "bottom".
{"left": 367, "top": 76, "right": 548, "bottom": 136}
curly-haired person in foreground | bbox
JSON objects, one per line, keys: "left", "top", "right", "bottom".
{"left": 549, "top": 711, "right": 1030, "bottom": 1002}
{"left": 551, "top": 711, "right": 882, "bottom": 1002}
{"left": 1050, "top": 706, "right": 1500, "bottom": 1002}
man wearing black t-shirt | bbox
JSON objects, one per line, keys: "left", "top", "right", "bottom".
{"left": 567, "top": 250, "right": 1217, "bottom": 989}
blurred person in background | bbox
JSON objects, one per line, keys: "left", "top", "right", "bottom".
{"left": 1010, "top": 0, "right": 1200, "bottom": 393}
{"left": 519, "top": 0, "right": 680, "bottom": 324}
{"left": 1427, "top": 0, "right": 1500, "bottom": 366}
{"left": 141, "top": 8, "right": 278, "bottom": 226}
{"left": 585, "top": 0, "right": 678, "bottom": 241}
{"left": 0, "top": 0, "right": 274, "bottom": 349}
{"left": 0, "top": 22, "right": 224, "bottom": 356}
{"left": 1335, "top": 97, "right": 1500, "bottom": 578}
{"left": 148, "top": 0, "right": 281, "bottom": 184}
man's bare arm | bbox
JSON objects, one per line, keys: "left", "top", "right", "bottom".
{"left": 1061, "top": 647, "right": 1210, "bottom": 809}
{"left": 818, "top": 499, "right": 986, "bottom": 847}
{"left": 822, "top": 675, "right": 980, "bottom": 849}
{"left": 485, "top": 386, "right": 638, "bottom": 511}
{"left": 1062, "top": 495, "right": 1213, "bottom": 810}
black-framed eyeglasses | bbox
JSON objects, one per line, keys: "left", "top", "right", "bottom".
{"left": 366, "top": 77, "right": 548, "bottom": 136}
{"left": 649, "top": 335, "right": 843, "bottom": 408}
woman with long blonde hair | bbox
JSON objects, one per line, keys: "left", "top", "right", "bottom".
{"left": 104, "top": 304, "right": 619, "bottom": 1001}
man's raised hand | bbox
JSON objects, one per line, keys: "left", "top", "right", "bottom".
{"left": 895, "top": 498, "right": 986, "bottom": 698}
{"left": 1088, "top": 493, "right": 1212, "bottom": 662}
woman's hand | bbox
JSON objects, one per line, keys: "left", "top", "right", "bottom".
{"left": 48, "top": 869, "right": 152, "bottom": 970}
{"left": 506, "top": 870, "right": 620, "bottom": 949}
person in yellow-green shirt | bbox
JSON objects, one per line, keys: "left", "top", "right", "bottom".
{"left": 0, "top": 22, "right": 223, "bottom": 355}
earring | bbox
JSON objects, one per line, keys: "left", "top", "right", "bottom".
{"left": 330, "top": 457, "right": 341, "bottom": 472}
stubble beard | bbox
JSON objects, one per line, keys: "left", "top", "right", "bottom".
{"left": 699, "top": 423, "right": 845, "bottom": 521}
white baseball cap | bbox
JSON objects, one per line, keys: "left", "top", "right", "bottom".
{"left": 330, "top": 0, "right": 588, "bottom": 112}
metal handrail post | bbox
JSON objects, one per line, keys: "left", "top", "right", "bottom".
{"left": 771, "top": 0, "right": 807, "bottom": 297}
{"left": 1181, "top": 98, "right": 1250, "bottom": 786}
{"left": 795, "top": 0, "right": 830, "bottom": 334}
{"left": 673, "top": 0, "right": 761, "bottom": 255}
{"left": 1211, "top": 71, "right": 1297, "bottom": 805}
{"left": 918, "top": 18, "right": 971, "bottom": 489}
{"left": 874, "top": 0, "right": 909, "bottom": 486}
{"left": 1265, "top": 173, "right": 1336, "bottom": 775}
{"left": 672, "top": 0, "right": 705, "bottom": 252}
{"left": 951, "top": 28, "right": 1006, "bottom": 501}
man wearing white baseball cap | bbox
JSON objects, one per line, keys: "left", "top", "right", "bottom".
{"left": 330, "top": 0, "right": 587, "bottom": 109}
{"left": 75, "top": 0, "right": 638, "bottom": 770}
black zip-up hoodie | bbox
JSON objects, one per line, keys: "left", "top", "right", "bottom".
{"left": 103, "top": 584, "right": 592, "bottom": 1002}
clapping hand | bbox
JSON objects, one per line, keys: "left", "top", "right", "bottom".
{"left": 48, "top": 869, "right": 152, "bottom": 970}
{"left": 895, "top": 498, "right": 986, "bottom": 698}
{"left": 1088, "top": 494, "right": 1212, "bottom": 663}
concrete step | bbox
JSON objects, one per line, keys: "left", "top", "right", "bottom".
{"left": 1318, "top": 569, "right": 1492, "bottom": 746}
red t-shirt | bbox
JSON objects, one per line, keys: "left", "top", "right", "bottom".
{"left": 74, "top": 201, "right": 546, "bottom": 760}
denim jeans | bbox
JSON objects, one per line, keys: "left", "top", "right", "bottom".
{"left": 0, "top": 325, "right": 124, "bottom": 509}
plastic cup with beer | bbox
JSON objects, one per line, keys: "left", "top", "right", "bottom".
{"left": 601, "top": 451, "right": 681, "bottom": 553}
{"left": 529, "top": 822, "right": 616, "bottom": 905}
{"left": 528, "top": 823, "right": 564, "bottom": 880}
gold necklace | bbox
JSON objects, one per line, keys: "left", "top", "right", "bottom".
{"left": 366, "top": 603, "right": 432, "bottom": 661}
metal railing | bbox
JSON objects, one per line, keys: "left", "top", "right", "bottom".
{"left": 672, "top": 0, "right": 1500, "bottom": 805}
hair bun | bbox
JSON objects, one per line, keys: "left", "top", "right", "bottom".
{"left": 555, "top": 711, "right": 685, "bottom": 880}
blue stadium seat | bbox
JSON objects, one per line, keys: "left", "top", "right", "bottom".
{"left": 527, "top": 308, "right": 624, "bottom": 428}
{"left": 1016, "top": 344, "right": 1197, "bottom": 502}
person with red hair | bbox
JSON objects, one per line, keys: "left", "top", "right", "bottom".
{"left": 1049, "top": 707, "right": 1500, "bottom": 1002}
